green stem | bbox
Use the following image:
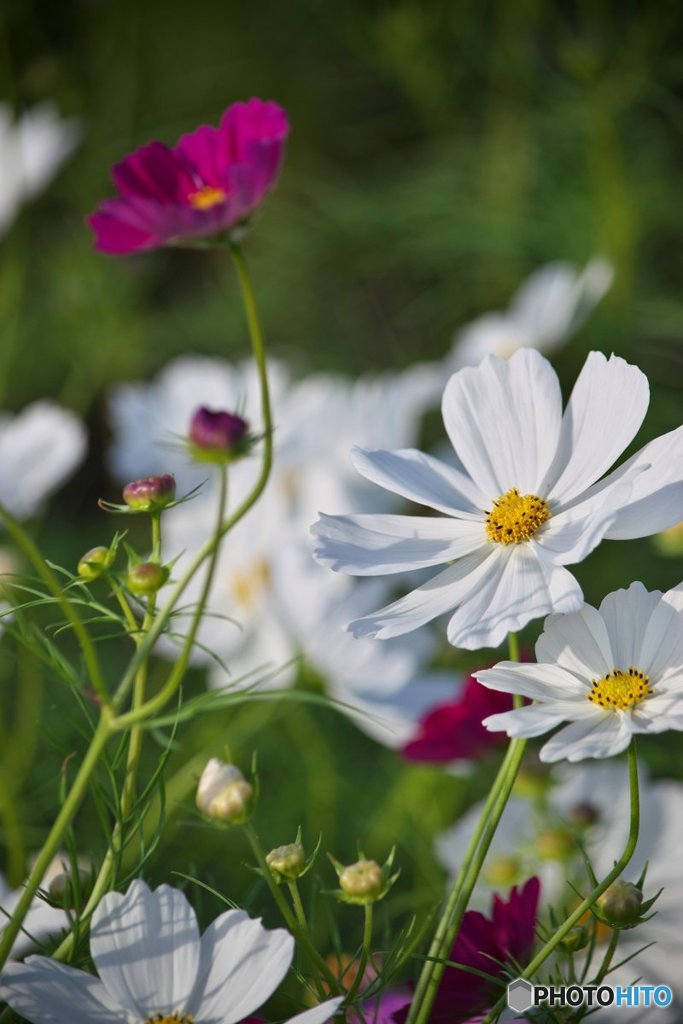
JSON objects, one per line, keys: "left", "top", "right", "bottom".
{"left": 288, "top": 879, "right": 309, "bottom": 931}
{"left": 0, "top": 712, "right": 114, "bottom": 970}
{"left": 345, "top": 904, "right": 373, "bottom": 1006}
{"left": 0, "top": 503, "right": 109, "bottom": 706}
{"left": 480, "top": 741, "right": 640, "bottom": 1024}
{"left": 406, "top": 633, "right": 525, "bottom": 1024}
{"left": 0, "top": 768, "right": 25, "bottom": 885}
{"left": 245, "top": 824, "right": 342, "bottom": 996}
{"left": 110, "top": 243, "right": 273, "bottom": 725}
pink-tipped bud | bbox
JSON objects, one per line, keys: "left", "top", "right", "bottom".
{"left": 126, "top": 562, "right": 169, "bottom": 595}
{"left": 189, "top": 407, "right": 249, "bottom": 459}
{"left": 122, "top": 474, "right": 176, "bottom": 511}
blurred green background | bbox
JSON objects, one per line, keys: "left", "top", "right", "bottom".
{"left": 1, "top": 0, "right": 683, "bottom": 992}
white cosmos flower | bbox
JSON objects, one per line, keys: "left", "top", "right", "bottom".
{"left": 0, "top": 103, "right": 81, "bottom": 237}
{"left": 311, "top": 349, "right": 683, "bottom": 650}
{"left": 0, "top": 401, "right": 87, "bottom": 520}
{"left": 0, "top": 879, "right": 341, "bottom": 1024}
{"left": 449, "top": 258, "right": 614, "bottom": 369}
{"left": 477, "top": 581, "right": 683, "bottom": 761}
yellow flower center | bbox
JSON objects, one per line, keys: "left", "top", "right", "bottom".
{"left": 485, "top": 488, "right": 551, "bottom": 544}
{"left": 188, "top": 185, "right": 227, "bottom": 210}
{"left": 587, "top": 667, "right": 652, "bottom": 711}
{"left": 145, "top": 1015, "right": 193, "bottom": 1024}
{"left": 233, "top": 558, "right": 271, "bottom": 609}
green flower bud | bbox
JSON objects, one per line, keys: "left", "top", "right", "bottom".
{"left": 78, "top": 546, "right": 114, "bottom": 581}
{"left": 196, "top": 758, "right": 254, "bottom": 825}
{"left": 266, "top": 843, "right": 306, "bottom": 882}
{"left": 559, "top": 924, "right": 591, "bottom": 952}
{"left": 126, "top": 562, "right": 169, "bottom": 595}
{"left": 597, "top": 881, "right": 643, "bottom": 927}
{"left": 339, "top": 859, "right": 384, "bottom": 902}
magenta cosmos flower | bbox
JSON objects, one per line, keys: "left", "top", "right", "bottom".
{"left": 88, "top": 98, "right": 289, "bottom": 254}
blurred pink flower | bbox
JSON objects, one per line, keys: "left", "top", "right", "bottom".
{"left": 401, "top": 674, "right": 515, "bottom": 763}
{"left": 89, "top": 98, "right": 289, "bottom": 254}
{"left": 394, "top": 878, "right": 540, "bottom": 1023}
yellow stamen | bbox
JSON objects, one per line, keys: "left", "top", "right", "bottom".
{"left": 188, "top": 185, "right": 227, "bottom": 210}
{"left": 485, "top": 487, "right": 551, "bottom": 544}
{"left": 233, "top": 559, "right": 271, "bottom": 609}
{"left": 587, "top": 667, "right": 652, "bottom": 711}
{"left": 145, "top": 1014, "right": 193, "bottom": 1024}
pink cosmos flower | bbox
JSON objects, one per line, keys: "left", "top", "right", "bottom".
{"left": 401, "top": 675, "right": 515, "bottom": 764}
{"left": 88, "top": 98, "right": 289, "bottom": 254}
{"left": 394, "top": 878, "right": 540, "bottom": 1023}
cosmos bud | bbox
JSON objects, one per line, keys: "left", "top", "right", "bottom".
{"left": 266, "top": 843, "right": 306, "bottom": 882}
{"left": 189, "top": 407, "right": 250, "bottom": 461}
{"left": 597, "top": 881, "right": 643, "bottom": 927}
{"left": 126, "top": 562, "right": 169, "bottom": 595}
{"left": 78, "top": 546, "right": 114, "bottom": 581}
{"left": 339, "top": 860, "right": 384, "bottom": 902}
{"left": 122, "top": 474, "right": 176, "bottom": 511}
{"left": 196, "top": 758, "right": 254, "bottom": 824}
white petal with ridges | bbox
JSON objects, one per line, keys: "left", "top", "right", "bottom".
{"left": 475, "top": 662, "right": 588, "bottom": 700}
{"left": 351, "top": 446, "right": 488, "bottom": 516}
{"left": 192, "top": 909, "right": 293, "bottom": 1023}
{"left": 599, "top": 582, "right": 661, "bottom": 673}
{"left": 90, "top": 880, "right": 200, "bottom": 1017}
{"left": 542, "top": 352, "right": 649, "bottom": 503}
{"left": 311, "top": 512, "right": 485, "bottom": 574}
{"left": 0, "top": 957, "right": 122, "bottom": 1024}
{"left": 540, "top": 713, "right": 632, "bottom": 762}
{"left": 442, "top": 349, "right": 563, "bottom": 496}
{"left": 484, "top": 702, "right": 599, "bottom": 738}
{"left": 536, "top": 604, "right": 614, "bottom": 680}
{"left": 346, "top": 548, "right": 494, "bottom": 639}
{"left": 600, "top": 427, "right": 683, "bottom": 540}
{"left": 446, "top": 544, "right": 582, "bottom": 650}
{"left": 284, "top": 998, "right": 344, "bottom": 1024}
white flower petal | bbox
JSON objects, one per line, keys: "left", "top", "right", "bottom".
{"left": 635, "top": 583, "right": 683, "bottom": 683}
{"left": 284, "top": 998, "right": 344, "bottom": 1024}
{"left": 475, "top": 662, "right": 588, "bottom": 700}
{"left": 484, "top": 702, "right": 600, "bottom": 738}
{"left": 442, "top": 348, "right": 563, "bottom": 495}
{"left": 542, "top": 352, "right": 649, "bottom": 503}
{"left": 0, "top": 401, "right": 87, "bottom": 520}
{"left": 446, "top": 543, "right": 583, "bottom": 650}
{"left": 600, "top": 427, "right": 683, "bottom": 541}
{"left": 536, "top": 603, "right": 614, "bottom": 680}
{"left": 598, "top": 582, "right": 662, "bottom": 673}
{"left": 539, "top": 713, "right": 632, "bottom": 763}
{"left": 192, "top": 909, "right": 293, "bottom": 1024}
{"left": 0, "top": 956, "right": 122, "bottom": 1024}
{"left": 90, "top": 880, "right": 200, "bottom": 1017}
{"left": 346, "top": 548, "right": 494, "bottom": 639}
{"left": 350, "top": 446, "right": 488, "bottom": 516}
{"left": 311, "top": 512, "right": 485, "bottom": 575}
{"left": 534, "top": 498, "right": 616, "bottom": 566}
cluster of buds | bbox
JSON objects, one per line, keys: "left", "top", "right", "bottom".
{"left": 195, "top": 758, "right": 255, "bottom": 825}
{"left": 328, "top": 848, "right": 399, "bottom": 906}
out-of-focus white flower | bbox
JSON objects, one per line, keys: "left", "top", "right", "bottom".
{"left": 1, "top": 880, "right": 341, "bottom": 1024}
{"left": 478, "top": 581, "right": 683, "bottom": 762}
{"left": 0, "top": 869, "right": 69, "bottom": 960}
{"left": 0, "top": 103, "right": 81, "bottom": 237}
{"left": 438, "top": 764, "right": 683, "bottom": 1024}
{"left": 0, "top": 401, "right": 87, "bottom": 520}
{"left": 449, "top": 258, "right": 614, "bottom": 369}
{"left": 312, "top": 349, "right": 683, "bottom": 650}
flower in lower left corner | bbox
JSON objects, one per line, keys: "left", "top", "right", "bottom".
{"left": 0, "top": 879, "right": 341, "bottom": 1024}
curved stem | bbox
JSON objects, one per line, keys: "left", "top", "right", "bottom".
{"left": 245, "top": 824, "right": 341, "bottom": 996}
{"left": 0, "top": 503, "right": 108, "bottom": 706}
{"left": 480, "top": 741, "right": 640, "bottom": 1024}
